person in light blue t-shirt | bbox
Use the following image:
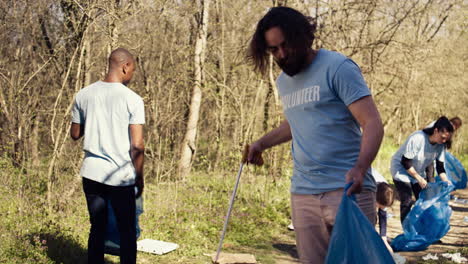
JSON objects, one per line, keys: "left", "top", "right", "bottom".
{"left": 70, "top": 48, "right": 145, "bottom": 264}
{"left": 424, "top": 116, "right": 462, "bottom": 183}
{"left": 246, "top": 7, "right": 384, "bottom": 264}
{"left": 391, "top": 116, "right": 453, "bottom": 225}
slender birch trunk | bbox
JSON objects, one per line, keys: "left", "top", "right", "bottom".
{"left": 178, "top": 0, "right": 211, "bottom": 178}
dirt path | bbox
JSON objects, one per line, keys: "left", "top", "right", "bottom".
{"left": 268, "top": 188, "right": 468, "bottom": 264}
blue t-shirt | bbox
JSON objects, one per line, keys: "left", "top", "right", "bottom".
{"left": 71, "top": 81, "right": 145, "bottom": 186}
{"left": 391, "top": 130, "right": 445, "bottom": 184}
{"left": 277, "top": 49, "right": 376, "bottom": 194}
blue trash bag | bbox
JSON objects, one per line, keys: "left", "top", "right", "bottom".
{"left": 435, "top": 152, "right": 467, "bottom": 190}
{"left": 391, "top": 182, "right": 454, "bottom": 252}
{"left": 104, "top": 194, "right": 144, "bottom": 255}
{"left": 325, "top": 184, "right": 395, "bottom": 264}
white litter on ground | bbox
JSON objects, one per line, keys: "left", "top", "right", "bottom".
{"left": 464, "top": 216, "right": 468, "bottom": 223}
{"left": 422, "top": 253, "right": 439, "bottom": 260}
{"left": 392, "top": 252, "right": 406, "bottom": 264}
{"left": 453, "top": 197, "right": 468, "bottom": 204}
{"left": 136, "top": 239, "right": 179, "bottom": 255}
{"left": 441, "top": 253, "right": 468, "bottom": 263}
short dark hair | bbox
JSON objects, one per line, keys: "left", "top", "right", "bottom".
{"left": 248, "top": 6, "right": 317, "bottom": 75}
{"left": 423, "top": 116, "right": 454, "bottom": 136}
{"left": 450, "top": 117, "right": 462, "bottom": 130}
{"left": 445, "top": 117, "right": 462, "bottom": 149}
{"left": 376, "top": 182, "right": 394, "bottom": 207}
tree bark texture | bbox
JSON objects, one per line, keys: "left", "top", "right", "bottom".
{"left": 178, "top": 0, "right": 211, "bottom": 178}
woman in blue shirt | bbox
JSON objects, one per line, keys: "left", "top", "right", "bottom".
{"left": 390, "top": 116, "right": 453, "bottom": 224}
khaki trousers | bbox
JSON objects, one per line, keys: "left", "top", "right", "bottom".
{"left": 291, "top": 189, "right": 376, "bottom": 264}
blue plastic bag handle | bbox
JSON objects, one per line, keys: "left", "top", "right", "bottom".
{"left": 344, "top": 182, "right": 353, "bottom": 191}
{"left": 344, "top": 182, "right": 356, "bottom": 201}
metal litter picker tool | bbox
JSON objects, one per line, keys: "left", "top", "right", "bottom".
{"left": 212, "top": 145, "right": 256, "bottom": 264}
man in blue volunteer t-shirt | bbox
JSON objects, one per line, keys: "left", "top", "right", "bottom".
{"left": 70, "top": 48, "right": 145, "bottom": 264}
{"left": 246, "top": 7, "right": 384, "bottom": 264}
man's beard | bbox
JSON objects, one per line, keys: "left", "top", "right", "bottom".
{"left": 276, "top": 51, "right": 308, "bottom": 77}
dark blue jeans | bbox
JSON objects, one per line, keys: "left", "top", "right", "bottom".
{"left": 82, "top": 177, "right": 136, "bottom": 264}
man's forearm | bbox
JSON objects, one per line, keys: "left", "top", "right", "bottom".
{"left": 257, "top": 120, "right": 292, "bottom": 151}
{"left": 131, "top": 146, "right": 145, "bottom": 179}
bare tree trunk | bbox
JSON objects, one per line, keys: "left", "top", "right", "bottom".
{"left": 411, "top": 101, "right": 421, "bottom": 129}
{"left": 213, "top": 0, "right": 226, "bottom": 170}
{"left": 263, "top": 55, "right": 278, "bottom": 132}
{"left": 47, "top": 38, "right": 85, "bottom": 213}
{"left": 268, "top": 55, "right": 279, "bottom": 107}
{"left": 83, "top": 37, "right": 92, "bottom": 86}
{"left": 30, "top": 116, "right": 40, "bottom": 170}
{"left": 178, "top": 0, "right": 211, "bottom": 178}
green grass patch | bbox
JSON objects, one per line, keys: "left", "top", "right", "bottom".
{"left": 0, "top": 138, "right": 466, "bottom": 263}
{"left": 373, "top": 137, "right": 399, "bottom": 183}
{"left": 0, "top": 166, "right": 294, "bottom": 263}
